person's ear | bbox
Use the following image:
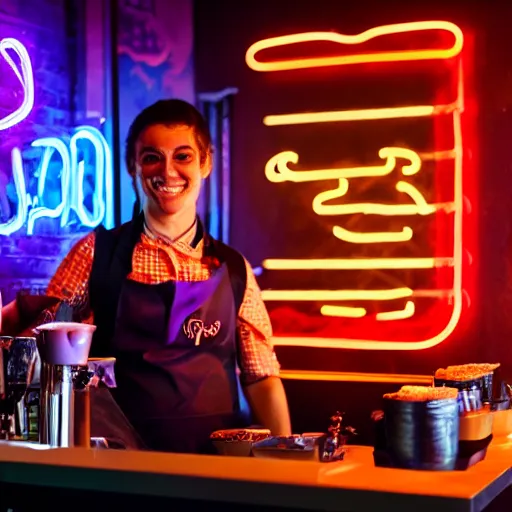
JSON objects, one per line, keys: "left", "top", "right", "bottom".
{"left": 127, "top": 157, "right": 137, "bottom": 177}
{"left": 200, "top": 151, "right": 213, "bottom": 179}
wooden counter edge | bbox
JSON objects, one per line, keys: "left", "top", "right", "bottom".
{"left": 0, "top": 444, "right": 510, "bottom": 512}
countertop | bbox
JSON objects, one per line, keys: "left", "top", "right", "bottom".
{"left": 0, "top": 438, "right": 511, "bottom": 511}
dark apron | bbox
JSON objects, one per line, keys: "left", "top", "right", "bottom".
{"left": 88, "top": 217, "right": 250, "bottom": 453}
{"left": 104, "top": 263, "right": 248, "bottom": 453}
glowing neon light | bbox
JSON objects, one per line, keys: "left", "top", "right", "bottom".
{"left": 265, "top": 288, "right": 446, "bottom": 300}
{"left": 64, "top": 126, "right": 114, "bottom": 229}
{"left": 263, "top": 105, "right": 449, "bottom": 126}
{"left": 261, "top": 288, "right": 413, "bottom": 301}
{"left": 319, "top": 301, "right": 416, "bottom": 321}
{"left": 245, "top": 21, "right": 463, "bottom": 72}
{"left": 0, "top": 126, "right": 114, "bottom": 235}
{"left": 0, "top": 38, "right": 34, "bottom": 130}
{"left": 376, "top": 301, "right": 415, "bottom": 321}
{"left": 1, "top": 149, "right": 30, "bottom": 236}
{"left": 321, "top": 305, "right": 366, "bottom": 318}
{"left": 28, "top": 138, "right": 70, "bottom": 234}
{"left": 332, "top": 225, "right": 413, "bottom": 244}
{"left": 265, "top": 147, "right": 441, "bottom": 245}
{"left": 265, "top": 147, "right": 422, "bottom": 183}
{"left": 0, "top": 38, "right": 114, "bottom": 235}
{"left": 0, "top": 127, "right": 114, "bottom": 236}
{"left": 249, "top": 22, "right": 467, "bottom": 350}
{"left": 262, "top": 257, "right": 454, "bottom": 270}
{"left": 279, "top": 369, "right": 433, "bottom": 384}
{"left": 0, "top": 131, "right": 114, "bottom": 235}
{"left": 264, "top": 101, "right": 464, "bottom": 351}
{"left": 312, "top": 179, "right": 439, "bottom": 217}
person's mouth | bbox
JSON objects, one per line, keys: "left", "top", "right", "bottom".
{"left": 150, "top": 176, "right": 188, "bottom": 196}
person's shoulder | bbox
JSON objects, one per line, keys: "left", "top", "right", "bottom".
{"left": 59, "top": 230, "right": 96, "bottom": 265}
{"left": 95, "top": 219, "right": 133, "bottom": 236}
{"left": 94, "top": 218, "right": 143, "bottom": 248}
{"left": 72, "top": 230, "right": 96, "bottom": 252}
{"left": 72, "top": 219, "right": 135, "bottom": 256}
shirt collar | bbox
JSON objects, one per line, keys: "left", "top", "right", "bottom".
{"left": 143, "top": 216, "right": 203, "bottom": 249}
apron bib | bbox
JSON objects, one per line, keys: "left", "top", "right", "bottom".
{"left": 107, "top": 264, "right": 248, "bottom": 453}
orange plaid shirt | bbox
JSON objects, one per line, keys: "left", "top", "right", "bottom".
{"left": 46, "top": 226, "right": 280, "bottom": 385}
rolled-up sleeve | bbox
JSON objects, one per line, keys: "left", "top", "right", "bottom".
{"left": 237, "top": 259, "right": 280, "bottom": 385}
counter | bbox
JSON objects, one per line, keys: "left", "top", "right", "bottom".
{"left": 0, "top": 438, "right": 511, "bottom": 511}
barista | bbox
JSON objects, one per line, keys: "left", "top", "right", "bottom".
{"left": 1, "top": 99, "right": 291, "bottom": 453}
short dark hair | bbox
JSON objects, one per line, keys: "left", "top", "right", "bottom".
{"left": 125, "top": 99, "right": 212, "bottom": 174}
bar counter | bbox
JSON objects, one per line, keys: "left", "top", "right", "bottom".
{"left": 0, "top": 438, "right": 511, "bottom": 511}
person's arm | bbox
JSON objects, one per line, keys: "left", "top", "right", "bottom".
{"left": 1, "top": 295, "right": 62, "bottom": 336}
{"left": 0, "top": 232, "right": 96, "bottom": 336}
{"left": 244, "top": 376, "right": 291, "bottom": 436}
{"left": 237, "top": 260, "right": 292, "bottom": 436}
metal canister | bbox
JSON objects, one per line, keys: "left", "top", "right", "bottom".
{"left": 383, "top": 397, "right": 460, "bottom": 471}
{"left": 73, "top": 366, "right": 93, "bottom": 448}
{"left": 435, "top": 377, "right": 485, "bottom": 413}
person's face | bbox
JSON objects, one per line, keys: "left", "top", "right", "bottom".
{"left": 134, "top": 123, "right": 211, "bottom": 219}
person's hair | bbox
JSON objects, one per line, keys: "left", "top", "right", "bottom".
{"left": 125, "top": 98, "right": 212, "bottom": 174}
{"left": 125, "top": 99, "right": 212, "bottom": 217}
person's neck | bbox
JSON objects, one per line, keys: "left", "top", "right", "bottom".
{"left": 144, "top": 205, "right": 197, "bottom": 243}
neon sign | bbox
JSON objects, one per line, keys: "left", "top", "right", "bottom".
{"left": 245, "top": 21, "right": 463, "bottom": 72}
{"left": 0, "top": 38, "right": 113, "bottom": 235}
{"left": 245, "top": 21, "right": 470, "bottom": 351}
{"left": 0, "top": 38, "right": 34, "bottom": 130}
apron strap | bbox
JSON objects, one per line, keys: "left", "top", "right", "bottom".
{"left": 89, "top": 214, "right": 144, "bottom": 356}
{"left": 206, "top": 237, "right": 247, "bottom": 316}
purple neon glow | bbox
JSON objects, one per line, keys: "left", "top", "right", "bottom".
{"left": 0, "top": 38, "right": 114, "bottom": 236}
{"left": 0, "top": 37, "right": 34, "bottom": 131}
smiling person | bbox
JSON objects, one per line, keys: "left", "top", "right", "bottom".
{"left": 41, "top": 99, "right": 291, "bottom": 453}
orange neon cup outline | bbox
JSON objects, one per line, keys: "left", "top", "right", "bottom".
{"left": 245, "top": 20, "right": 463, "bottom": 72}
{"left": 249, "top": 22, "right": 467, "bottom": 351}
{"left": 262, "top": 106, "right": 464, "bottom": 351}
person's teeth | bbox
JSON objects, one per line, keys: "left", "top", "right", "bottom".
{"left": 160, "top": 185, "right": 185, "bottom": 194}
{"left": 150, "top": 177, "right": 186, "bottom": 194}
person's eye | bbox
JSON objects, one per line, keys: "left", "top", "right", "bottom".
{"left": 141, "top": 153, "right": 161, "bottom": 165}
{"left": 175, "top": 152, "right": 193, "bottom": 162}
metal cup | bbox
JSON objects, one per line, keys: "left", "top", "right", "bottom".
{"left": 383, "top": 397, "right": 460, "bottom": 471}
{"left": 435, "top": 377, "right": 485, "bottom": 413}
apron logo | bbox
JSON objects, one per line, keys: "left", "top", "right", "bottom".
{"left": 183, "top": 318, "right": 221, "bottom": 346}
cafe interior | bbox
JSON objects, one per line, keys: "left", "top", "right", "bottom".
{"left": 0, "top": 0, "right": 512, "bottom": 510}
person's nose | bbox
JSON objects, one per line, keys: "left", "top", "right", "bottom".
{"left": 163, "top": 157, "right": 181, "bottom": 178}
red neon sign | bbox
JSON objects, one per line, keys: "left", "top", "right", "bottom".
{"left": 245, "top": 21, "right": 473, "bottom": 351}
